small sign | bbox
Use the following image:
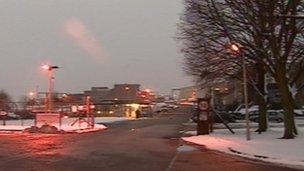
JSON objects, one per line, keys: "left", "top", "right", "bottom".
{"left": 71, "top": 106, "right": 78, "bottom": 113}
{"left": 199, "top": 101, "right": 209, "bottom": 111}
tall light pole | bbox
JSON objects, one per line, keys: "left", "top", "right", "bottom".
{"left": 28, "top": 92, "right": 35, "bottom": 111}
{"left": 41, "top": 64, "right": 59, "bottom": 113}
{"left": 231, "top": 43, "right": 251, "bottom": 140}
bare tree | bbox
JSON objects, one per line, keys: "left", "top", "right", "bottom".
{"left": 0, "top": 90, "right": 12, "bottom": 112}
{"left": 178, "top": 0, "right": 304, "bottom": 138}
{"left": 178, "top": 0, "right": 269, "bottom": 133}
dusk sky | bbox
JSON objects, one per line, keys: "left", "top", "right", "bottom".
{"left": 0, "top": 0, "right": 192, "bottom": 100}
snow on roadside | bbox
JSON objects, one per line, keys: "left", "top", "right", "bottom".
{"left": 183, "top": 128, "right": 304, "bottom": 169}
{"left": 0, "top": 117, "right": 132, "bottom": 133}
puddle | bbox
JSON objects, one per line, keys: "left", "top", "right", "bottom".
{"left": 177, "top": 145, "right": 198, "bottom": 152}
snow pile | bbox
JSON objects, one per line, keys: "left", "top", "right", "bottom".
{"left": 0, "top": 117, "right": 132, "bottom": 133}
{"left": 183, "top": 128, "right": 304, "bottom": 169}
{"left": 60, "top": 122, "right": 107, "bottom": 133}
{"left": 0, "top": 125, "right": 30, "bottom": 131}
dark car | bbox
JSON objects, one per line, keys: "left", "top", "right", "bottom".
{"left": 249, "top": 110, "right": 284, "bottom": 123}
{"left": 228, "top": 111, "right": 244, "bottom": 120}
{"left": 0, "top": 111, "right": 20, "bottom": 120}
{"left": 15, "top": 110, "right": 35, "bottom": 119}
{"left": 213, "top": 111, "right": 237, "bottom": 123}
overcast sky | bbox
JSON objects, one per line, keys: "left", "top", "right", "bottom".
{"left": 0, "top": 0, "right": 192, "bottom": 100}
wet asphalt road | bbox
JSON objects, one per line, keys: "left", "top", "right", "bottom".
{"left": 0, "top": 112, "right": 301, "bottom": 171}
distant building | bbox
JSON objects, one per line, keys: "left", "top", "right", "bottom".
{"left": 106, "top": 84, "right": 141, "bottom": 102}
{"left": 69, "top": 93, "right": 86, "bottom": 104}
{"left": 175, "top": 80, "right": 244, "bottom": 109}
{"left": 84, "top": 87, "right": 110, "bottom": 104}
{"left": 66, "top": 84, "right": 153, "bottom": 118}
{"left": 175, "top": 86, "right": 210, "bottom": 103}
{"left": 178, "top": 86, "right": 199, "bottom": 102}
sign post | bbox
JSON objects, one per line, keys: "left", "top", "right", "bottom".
{"left": 197, "top": 98, "right": 211, "bottom": 135}
{"left": 70, "top": 96, "right": 95, "bottom": 128}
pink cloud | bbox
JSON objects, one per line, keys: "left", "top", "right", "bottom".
{"left": 64, "top": 18, "right": 104, "bottom": 60}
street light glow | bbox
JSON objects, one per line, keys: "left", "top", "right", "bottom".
{"left": 40, "top": 64, "right": 59, "bottom": 112}
{"left": 28, "top": 92, "right": 35, "bottom": 99}
{"left": 41, "top": 64, "right": 51, "bottom": 70}
{"left": 231, "top": 44, "right": 240, "bottom": 52}
{"left": 41, "top": 64, "right": 59, "bottom": 71}
{"left": 62, "top": 93, "right": 68, "bottom": 98}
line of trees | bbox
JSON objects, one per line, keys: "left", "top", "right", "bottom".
{"left": 0, "top": 90, "right": 12, "bottom": 112}
{"left": 178, "top": 0, "right": 304, "bottom": 138}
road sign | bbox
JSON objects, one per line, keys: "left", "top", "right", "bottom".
{"left": 197, "top": 98, "right": 211, "bottom": 135}
{"left": 198, "top": 101, "right": 209, "bottom": 111}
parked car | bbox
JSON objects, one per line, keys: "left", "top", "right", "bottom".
{"left": 15, "top": 110, "right": 35, "bottom": 119}
{"left": 7, "top": 113, "right": 20, "bottom": 120}
{"left": 152, "top": 103, "right": 170, "bottom": 113}
{"left": 293, "top": 109, "right": 304, "bottom": 116}
{"left": 278, "top": 109, "right": 304, "bottom": 117}
{"left": 214, "top": 111, "right": 237, "bottom": 123}
{"left": 167, "top": 104, "right": 179, "bottom": 109}
{"left": 234, "top": 105, "right": 259, "bottom": 115}
{"left": 0, "top": 111, "right": 20, "bottom": 120}
{"left": 191, "top": 110, "right": 236, "bottom": 123}
{"left": 140, "top": 106, "right": 153, "bottom": 117}
{"left": 228, "top": 111, "right": 243, "bottom": 120}
{"left": 249, "top": 110, "right": 284, "bottom": 123}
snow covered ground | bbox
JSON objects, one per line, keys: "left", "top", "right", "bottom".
{"left": 196, "top": 117, "right": 304, "bottom": 130}
{"left": 183, "top": 127, "right": 304, "bottom": 169}
{"left": 0, "top": 117, "right": 132, "bottom": 133}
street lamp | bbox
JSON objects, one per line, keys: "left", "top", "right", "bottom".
{"left": 230, "top": 43, "right": 251, "bottom": 141}
{"left": 41, "top": 64, "right": 59, "bottom": 112}
{"left": 28, "top": 92, "right": 35, "bottom": 98}
{"left": 28, "top": 91, "right": 36, "bottom": 111}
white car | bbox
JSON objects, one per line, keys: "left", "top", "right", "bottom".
{"left": 235, "top": 105, "right": 259, "bottom": 116}
{"left": 152, "top": 103, "right": 169, "bottom": 113}
{"left": 277, "top": 109, "right": 304, "bottom": 116}
{"left": 249, "top": 110, "right": 284, "bottom": 123}
{"left": 7, "top": 113, "right": 20, "bottom": 119}
{"left": 294, "top": 109, "right": 304, "bottom": 116}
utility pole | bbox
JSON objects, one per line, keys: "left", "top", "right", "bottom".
{"left": 41, "top": 64, "right": 59, "bottom": 113}
{"left": 231, "top": 43, "right": 251, "bottom": 140}
{"left": 242, "top": 53, "right": 250, "bottom": 140}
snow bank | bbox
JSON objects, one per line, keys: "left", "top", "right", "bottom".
{"left": 183, "top": 128, "right": 304, "bottom": 169}
{"left": 0, "top": 117, "right": 132, "bottom": 133}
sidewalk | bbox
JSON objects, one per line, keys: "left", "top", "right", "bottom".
{"left": 169, "top": 143, "right": 299, "bottom": 171}
{"left": 181, "top": 128, "right": 304, "bottom": 170}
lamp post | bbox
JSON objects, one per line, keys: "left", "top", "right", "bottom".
{"left": 41, "top": 64, "right": 59, "bottom": 113}
{"left": 28, "top": 91, "right": 36, "bottom": 112}
{"left": 230, "top": 43, "right": 251, "bottom": 140}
